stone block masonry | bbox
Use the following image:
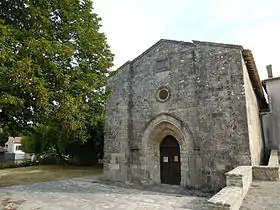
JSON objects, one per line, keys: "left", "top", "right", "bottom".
{"left": 208, "top": 150, "right": 280, "bottom": 209}
{"left": 252, "top": 166, "right": 279, "bottom": 181}
{"left": 104, "top": 39, "right": 266, "bottom": 193}
{"left": 252, "top": 149, "right": 279, "bottom": 181}
{"left": 208, "top": 166, "right": 252, "bottom": 210}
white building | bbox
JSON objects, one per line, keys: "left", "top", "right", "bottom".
{"left": 5, "top": 137, "right": 27, "bottom": 162}
{"left": 5, "top": 137, "right": 23, "bottom": 153}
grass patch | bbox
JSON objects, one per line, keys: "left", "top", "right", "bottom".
{"left": 0, "top": 165, "right": 102, "bottom": 187}
{"left": 0, "top": 161, "right": 17, "bottom": 169}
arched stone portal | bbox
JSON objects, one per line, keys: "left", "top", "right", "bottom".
{"left": 141, "top": 114, "right": 193, "bottom": 186}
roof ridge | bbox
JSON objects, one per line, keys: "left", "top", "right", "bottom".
{"left": 118, "top": 39, "right": 247, "bottom": 70}
{"left": 192, "top": 40, "right": 243, "bottom": 50}
{"left": 130, "top": 39, "right": 193, "bottom": 65}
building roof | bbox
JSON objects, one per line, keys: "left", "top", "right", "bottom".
{"left": 263, "top": 76, "right": 280, "bottom": 83}
{"left": 242, "top": 50, "right": 269, "bottom": 110}
{"left": 117, "top": 39, "right": 244, "bottom": 68}
{"left": 262, "top": 76, "right": 280, "bottom": 94}
{"left": 7, "top": 137, "right": 22, "bottom": 143}
{"left": 117, "top": 39, "right": 268, "bottom": 111}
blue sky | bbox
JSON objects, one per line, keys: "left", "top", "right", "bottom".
{"left": 94, "top": 0, "right": 280, "bottom": 79}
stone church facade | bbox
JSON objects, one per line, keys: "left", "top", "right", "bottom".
{"left": 103, "top": 39, "right": 268, "bottom": 192}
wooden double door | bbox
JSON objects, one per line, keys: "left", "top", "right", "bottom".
{"left": 160, "top": 135, "right": 181, "bottom": 185}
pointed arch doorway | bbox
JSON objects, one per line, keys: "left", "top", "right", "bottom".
{"left": 160, "top": 135, "right": 181, "bottom": 185}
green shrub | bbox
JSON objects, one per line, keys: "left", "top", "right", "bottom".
{"left": 17, "top": 161, "right": 33, "bottom": 167}
{"left": 1, "top": 162, "right": 18, "bottom": 169}
{"left": 0, "top": 160, "right": 35, "bottom": 169}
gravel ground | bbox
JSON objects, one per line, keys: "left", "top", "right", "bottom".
{"left": 240, "top": 181, "right": 280, "bottom": 210}
{"left": 0, "top": 177, "right": 209, "bottom": 210}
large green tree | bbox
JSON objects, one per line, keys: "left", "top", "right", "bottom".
{"left": 0, "top": 0, "right": 114, "bottom": 150}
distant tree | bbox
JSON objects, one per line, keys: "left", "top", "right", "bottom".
{"left": 21, "top": 135, "right": 40, "bottom": 154}
{"left": 22, "top": 117, "right": 105, "bottom": 165}
{"left": 65, "top": 117, "right": 104, "bottom": 165}
{"left": 0, "top": 127, "right": 8, "bottom": 147}
{"left": 0, "top": 0, "right": 114, "bottom": 153}
{"left": 21, "top": 124, "right": 65, "bottom": 155}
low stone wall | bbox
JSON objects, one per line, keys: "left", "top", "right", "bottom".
{"left": 268, "top": 149, "right": 279, "bottom": 166}
{"left": 225, "top": 166, "right": 252, "bottom": 195}
{"left": 252, "top": 149, "right": 279, "bottom": 181}
{"left": 252, "top": 166, "right": 279, "bottom": 181}
{"left": 208, "top": 166, "right": 252, "bottom": 210}
{"left": 208, "top": 150, "right": 280, "bottom": 210}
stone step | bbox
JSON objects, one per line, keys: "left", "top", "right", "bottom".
{"left": 208, "top": 186, "right": 242, "bottom": 210}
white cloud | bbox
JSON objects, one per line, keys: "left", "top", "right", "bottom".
{"left": 94, "top": 0, "right": 280, "bottom": 79}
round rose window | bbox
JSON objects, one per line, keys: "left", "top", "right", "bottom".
{"left": 157, "top": 88, "right": 170, "bottom": 102}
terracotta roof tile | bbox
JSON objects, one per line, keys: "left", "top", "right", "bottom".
{"left": 8, "top": 137, "right": 22, "bottom": 143}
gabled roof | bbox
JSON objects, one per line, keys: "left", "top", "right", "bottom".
{"left": 262, "top": 76, "right": 280, "bottom": 94}
{"left": 116, "top": 39, "right": 194, "bottom": 70}
{"left": 192, "top": 40, "right": 243, "bottom": 50}
{"left": 7, "top": 137, "right": 22, "bottom": 143}
{"left": 117, "top": 38, "right": 268, "bottom": 110}
{"left": 117, "top": 39, "right": 246, "bottom": 70}
{"left": 263, "top": 76, "right": 280, "bottom": 83}
{"left": 131, "top": 39, "right": 193, "bottom": 64}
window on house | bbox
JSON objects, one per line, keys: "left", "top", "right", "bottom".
{"left": 15, "top": 145, "right": 21, "bottom": 151}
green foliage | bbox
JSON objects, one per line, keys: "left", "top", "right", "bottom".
{"left": 0, "top": 128, "right": 8, "bottom": 146}
{"left": 0, "top": 0, "right": 115, "bottom": 153}
{"left": 0, "top": 162, "right": 18, "bottom": 169}
{"left": 66, "top": 118, "right": 104, "bottom": 165}
{"left": 21, "top": 135, "right": 40, "bottom": 154}
{"left": 0, "top": 161, "right": 34, "bottom": 169}
{"left": 21, "top": 118, "right": 105, "bottom": 165}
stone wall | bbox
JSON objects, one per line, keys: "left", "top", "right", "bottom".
{"left": 103, "top": 62, "right": 131, "bottom": 181}
{"left": 208, "top": 166, "right": 252, "bottom": 210}
{"left": 252, "top": 166, "right": 280, "bottom": 181}
{"left": 104, "top": 39, "right": 262, "bottom": 192}
{"left": 252, "top": 149, "right": 280, "bottom": 181}
{"left": 209, "top": 151, "right": 279, "bottom": 210}
{"left": 261, "top": 112, "right": 272, "bottom": 150}
{"left": 268, "top": 149, "right": 278, "bottom": 166}
{"left": 242, "top": 59, "right": 264, "bottom": 165}
{"left": 129, "top": 41, "right": 198, "bottom": 186}
{"left": 182, "top": 42, "right": 252, "bottom": 191}
{"left": 263, "top": 78, "right": 280, "bottom": 150}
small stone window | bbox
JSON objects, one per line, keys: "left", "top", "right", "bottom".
{"left": 157, "top": 88, "right": 170, "bottom": 102}
{"left": 155, "top": 57, "right": 170, "bottom": 72}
